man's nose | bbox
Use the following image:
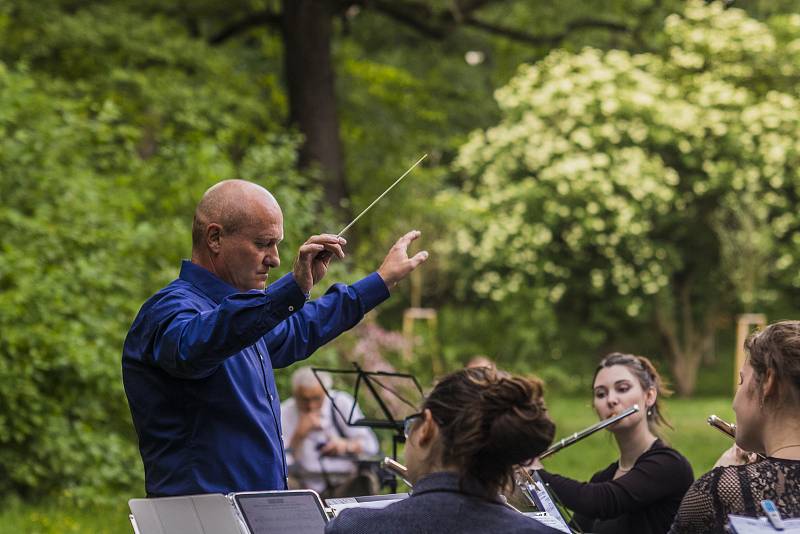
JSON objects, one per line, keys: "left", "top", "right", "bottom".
{"left": 264, "top": 248, "right": 280, "bottom": 268}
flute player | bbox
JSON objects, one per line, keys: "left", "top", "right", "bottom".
{"left": 669, "top": 321, "right": 800, "bottom": 533}
{"left": 531, "top": 353, "right": 693, "bottom": 534}
{"left": 122, "top": 179, "right": 428, "bottom": 496}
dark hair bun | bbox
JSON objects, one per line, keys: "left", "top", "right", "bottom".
{"left": 424, "top": 367, "right": 556, "bottom": 496}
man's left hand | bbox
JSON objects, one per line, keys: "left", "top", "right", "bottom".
{"left": 319, "top": 437, "right": 350, "bottom": 457}
{"left": 376, "top": 230, "right": 429, "bottom": 292}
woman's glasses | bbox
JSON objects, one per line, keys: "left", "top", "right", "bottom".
{"left": 403, "top": 412, "right": 423, "bottom": 439}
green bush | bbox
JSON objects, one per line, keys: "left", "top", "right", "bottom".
{"left": 0, "top": 3, "right": 326, "bottom": 501}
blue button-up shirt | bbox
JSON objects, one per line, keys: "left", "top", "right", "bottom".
{"left": 122, "top": 260, "right": 390, "bottom": 497}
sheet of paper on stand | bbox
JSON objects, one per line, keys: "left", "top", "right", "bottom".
{"left": 728, "top": 515, "right": 800, "bottom": 533}
{"left": 523, "top": 511, "right": 573, "bottom": 532}
{"left": 325, "top": 493, "right": 409, "bottom": 516}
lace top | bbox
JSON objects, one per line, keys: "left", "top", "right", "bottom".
{"left": 669, "top": 458, "right": 800, "bottom": 534}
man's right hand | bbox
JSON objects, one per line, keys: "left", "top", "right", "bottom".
{"left": 376, "top": 230, "right": 429, "bottom": 292}
{"left": 292, "top": 234, "right": 346, "bottom": 295}
{"left": 290, "top": 411, "right": 323, "bottom": 451}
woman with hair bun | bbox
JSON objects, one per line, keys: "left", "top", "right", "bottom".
{"left": 325, "top": 366, "right": 562, "bottom": 534}
{"left": 669, "top": 321, "right": 800, "bottom": 533}
{"left": 533, "top": 353, "right": 693, "bottom": 534}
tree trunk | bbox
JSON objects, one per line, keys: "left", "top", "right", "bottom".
{"left": 670, "top": 347, "right": 703, "bottom": 397}
{"left": 654, "top": 280, "right": 717, "bottom": 396}
{"left": 281, "top": 0, "right": 350, "bottom": 219}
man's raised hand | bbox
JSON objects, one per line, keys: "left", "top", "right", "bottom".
{"left": 292, "top": 234, "right": 346, "bottom": 294}
{"left": 377, "top": 230, "right": 429, "bottom": 292}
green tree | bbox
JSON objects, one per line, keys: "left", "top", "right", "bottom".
{"left": 0, "top": 3, "right": 325, "bottom": 501}
{"left": 449, "top": 1, "right": 800, "bottom": 395}
{"left": 197, "top": 0, "right": 681, "bottom": 220}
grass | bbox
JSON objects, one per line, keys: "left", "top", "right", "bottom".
{"left": 0, "top": 499, "right": 131, "bottom": 534}
{"left": 0, "top": 397, "right": 736, "bottom": 534}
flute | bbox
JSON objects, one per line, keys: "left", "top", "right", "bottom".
{"left": 707, "top": 414, "right": 767, "bottom": 460}
{"left": 381, "top": 457, "right": 412, "bottom": 487}
{"left": 539, "top": 404, "right": 640, "bottom": 459}
{"left": 707, "top": 414, "right": 736, "bottom": 439}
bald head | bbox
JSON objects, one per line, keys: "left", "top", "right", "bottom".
{"left": 192, "top": 180, "right": 280, "bottom": 249}
{"left": 191, "top": 180, "right": 285, "bottom": 291}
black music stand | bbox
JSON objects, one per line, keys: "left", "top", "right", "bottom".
{"left": 312, "top": 363, "right": 424, "bottom": 492}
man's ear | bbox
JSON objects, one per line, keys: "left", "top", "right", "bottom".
{"left": 206, "top": 223, "right": 222, "bottom": 254}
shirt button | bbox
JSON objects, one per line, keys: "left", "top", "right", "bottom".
{"left": 269, "top": 394, "right": 274, "bottom": 401}
{"left": 288, "top": 305, "right": 295, "bottom": 312}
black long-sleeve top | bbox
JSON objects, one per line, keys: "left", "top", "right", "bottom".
{"left": 538, "top": 439, "right": 693, "bottom": 534}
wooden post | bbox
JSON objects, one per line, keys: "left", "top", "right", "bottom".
{"left": 734, "top": 314, "right": 766, "bottom": 392}
{"left": 403, "top": 269, "right": 441, "bottom": 375}
{"left": 402, "top": 308, "right": 440, "bottom": 374}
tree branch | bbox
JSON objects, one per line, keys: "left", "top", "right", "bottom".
{"left": 463, "top": 16, "right": 630, "bottom": 47}
{"left": 655, "top": 295, "right": 683, "bottom": 363}
{"left": 366, "top": 1, "right": 449, "bottom": 39}
{"left": 209, "top": 10, "right": 281, "bottom": 45}
{"left": 450, "top": 0, "right": 508, "bottom": 21}
{"left": 631, "top": 0, "right": 663, "bottom": 52}
{"left": 367, "top": 0, "right": 630, "bottom": 47}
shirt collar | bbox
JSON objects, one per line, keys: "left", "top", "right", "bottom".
{"left": 179, "top": 260, "right": 241, "bottom": 304}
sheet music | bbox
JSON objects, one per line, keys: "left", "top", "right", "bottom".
{"left": 524, "top": 512, "right": 572, "bottom": 531}
{"left": 238, "top": 494, "right": 326, "bottom": 534}
{"left": 728, "top": 515, "right": 800, "bottom": 533}
{"left": 326, "top": 494, "right": 408, "bottom": 516}
{"left": 528, "top": 472, "right": 571, "bottom": 534}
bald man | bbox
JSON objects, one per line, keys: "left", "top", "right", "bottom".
{"left": 122, "top": 180, "right": 427, "bottom": 497}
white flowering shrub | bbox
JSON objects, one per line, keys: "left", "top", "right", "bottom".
{"left": 448, "top": 1, "right": 800, "bottom": 394}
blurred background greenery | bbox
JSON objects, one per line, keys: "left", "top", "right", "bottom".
{"left": 2, "top": 0, "right": 800, "bottom": 530}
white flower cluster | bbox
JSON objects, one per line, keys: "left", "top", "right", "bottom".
{"left": 448, "top": 0, "right": 800, "bottom": 312}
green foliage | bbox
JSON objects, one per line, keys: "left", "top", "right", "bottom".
{"left": 447, "top": 1, "right": 800, "bottom": 392}
{"left": 3, "top": 0, "right": 800, "bottom": 507}
{"left": 0, "top": 2, "right": 323, "bottom": 502}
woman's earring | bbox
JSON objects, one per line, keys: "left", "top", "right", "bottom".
{"left": 646, "top": 407, "right": 653, "bottom": 416}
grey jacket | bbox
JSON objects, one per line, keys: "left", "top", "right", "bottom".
{"left": 325, "top": 471, "right": 563, "bottom": 534}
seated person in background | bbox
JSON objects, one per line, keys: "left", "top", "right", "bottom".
{"left": 325, "top": 366, "right": 563, "bottom": 534}
{"left": 669, "top": 321, "right": 800, "bottom": 533}
{"left": 533, "top": 353, "right": 693, "bottom": 534}
{"left": 281, "top": 366, "right": 380, "bottom": 498}
{"left": 466, "top": 354, "right": 496, "bottom": 370}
